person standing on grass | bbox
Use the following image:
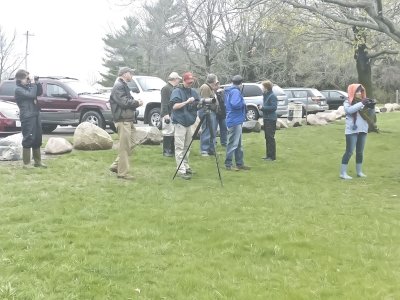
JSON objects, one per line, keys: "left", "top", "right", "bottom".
{"left": 14, "top": 69, "right": 47, "bottom": 169}
{"left": 109, "top": 67, "right": 143, "bottom": 180}
{"left": 215, "top": 81, "right": 227, "bottom": 147}
{"left": 161, "top": 72, "right": 181, "bottom": 157}
{"left": 340, "top": 83, "right": 369, "bottom": 180}
{"left": 198, "top": 73, "right": 219, "bottom": 156}
{"left": 170, "top": 72, "right": 200, "bottom": 180}
{"left": 224, "top": 75, "right": 251, "bottom": 171}
{"left": 261, "top": 80, "right": 278, "bottom": 161}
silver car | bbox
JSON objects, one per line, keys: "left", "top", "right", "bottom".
{"left": 283, "top": 88, "right": 329, "bottom": 116}
{"left": 222, "top": 83, "right": 288, "bottom": 120}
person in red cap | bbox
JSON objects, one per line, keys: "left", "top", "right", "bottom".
{"left": 169, "top": 72, "right": 200, "bottom": 180}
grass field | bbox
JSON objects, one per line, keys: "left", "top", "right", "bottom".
{"left": 1, "top": 113, "right": 399, "bottom": 300}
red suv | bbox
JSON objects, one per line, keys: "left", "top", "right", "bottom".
{"left": 0, "top": 76, "right": 114, "bottom": 133}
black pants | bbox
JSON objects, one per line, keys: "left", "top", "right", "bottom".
{"left": 263, "top": 119, "right": 276, "bottom": 160}
{"left": 163, "top": 135, "right": 175, "bottom": 154}
{"left": 21, "top": 115, "right": 42, "bottom": 149}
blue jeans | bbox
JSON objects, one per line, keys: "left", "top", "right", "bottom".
{"left": 216, "top": 116, "right": 227, "bottom": 146}
{"left": 225, "top": 124, "right": 244, "bottom": 167}
{"left": 198, "top": 109, "right": 217, "bottom": 154}
{"left": 341, "top": 132, "right": 367, "bottom": 164}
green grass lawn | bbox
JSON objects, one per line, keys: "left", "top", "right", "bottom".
{"left": 1, "top": 113, "right": 399, "bottom": 300}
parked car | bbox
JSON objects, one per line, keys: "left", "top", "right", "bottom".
{"left": 221, "top": 83, "right": 288, "bottom": 120}
{"left": 282, "top": 88, "right": 329, "bottom": 116}
{"left": 320, "top": 90, "right": 348, "bottom": 109}
{"left": 126, "top": 75, "right": 166, "bottom": 128}
{"left": 0, "top": 76, "right": 114, "bottom": 133}
{"left": 0, "top": 99, "right": 21, "bottom": 136}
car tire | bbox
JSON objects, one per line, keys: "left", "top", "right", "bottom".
{"left": 81, "top": 110, "right": 105, "bottom": 129}
{"left": 42, "top": 124, "right": 58, "bottom": 134}
{"left": 148, "top": 107, "right": 161, "bottom": 129}
{"left": 246, "top": 106, "right": 259, "bottom": 121}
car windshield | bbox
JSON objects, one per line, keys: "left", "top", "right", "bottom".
{"left": 310, "top": 88, "right": 324, "bottom": 97}
{"left": 136, "top": 77, "right": 166, "bottom": 92}
{"left": 64, "top": 80, "right": 100, "bottom": 95}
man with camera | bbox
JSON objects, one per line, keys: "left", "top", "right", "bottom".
{"left": 109, "top": 67, "right": 143, "bottom": 180}
{"left": 14, "top": 69, "right": 46, "bottom": 169}
{"left": 161, "top": 72, "right": 181, "bottom": 157}
{"left": 170, "top": 72, "right": 200, "bottom": 180}
{"left": 198, "top": 74, "right": 219, "bottom": 156}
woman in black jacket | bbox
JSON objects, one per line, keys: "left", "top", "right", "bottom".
{"left": 14, "top": 69, "right": 46, "bottom": 168}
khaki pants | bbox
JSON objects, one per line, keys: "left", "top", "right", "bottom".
{"left": 174, "top": 123, "right": 192, "bottom": 174}
{"left": 111, "top": 121, "right": 136, "bottom": 177}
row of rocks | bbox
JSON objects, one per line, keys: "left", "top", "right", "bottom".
{"left": 1, "top": 103, "right": 399, "bottom": 160}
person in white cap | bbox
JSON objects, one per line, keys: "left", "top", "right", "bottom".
{"left": 161, "top": 72, "right": 182, "bottom": 157}
{"left": 109, "top": 66, "right": 143, "bottom": 180}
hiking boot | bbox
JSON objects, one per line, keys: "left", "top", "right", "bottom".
{"left": 178, "top": 172, "right": 191, "bottom": 180}
{"left": 117, "top": 175, "right": 134, "bottom": 180}
{"left": 225, "top": 166, "right": 239, "bottom": 171}
{"left": 163, "top": 151, "right": 173, "bottom": 157}
{"left": 237, "top": 165, "right": 251, "bottom": 170}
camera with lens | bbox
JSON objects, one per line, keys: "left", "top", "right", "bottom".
{"left": 196, "top": 97, "right": 216, "bottom": 109}
{"left": 364, "top": 98, "right": 377, "bottom": 109}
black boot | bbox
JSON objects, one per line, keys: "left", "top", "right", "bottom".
{"left": 163, "top": 136, "right": 173, "bottom": 157}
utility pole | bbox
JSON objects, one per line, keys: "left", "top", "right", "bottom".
{"left": 24, "top": 31, "right": 34, "bottom": 70}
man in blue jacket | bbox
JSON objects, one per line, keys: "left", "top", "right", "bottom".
{"left": 224, "top": 75, "right": 251, "bottom": 171}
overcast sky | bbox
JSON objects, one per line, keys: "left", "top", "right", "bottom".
{"left": 0, "top": 0, "right": 133, "bottom": 83}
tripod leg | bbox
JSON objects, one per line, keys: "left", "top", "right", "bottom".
{"left": 172, "top": 116, "right": 206, "bottom": 180}
{"left": 205, "top": 112, "right": 223, "bottom": 186}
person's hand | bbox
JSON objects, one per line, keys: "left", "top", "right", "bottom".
{"left": 164, "top": 115, "right": 170, "bottom": 121}
{"left": 361, "top": 99, "right": 368, "bottom": 105}
{"left": 137, "top": 99, "right": 143, "bottom": 106}
{"left": 186, "top": 97, "right": 195, "bottom": 104}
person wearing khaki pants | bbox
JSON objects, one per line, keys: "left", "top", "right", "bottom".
{"left": 109, "top": 67, "right": 142, "bottom": 180}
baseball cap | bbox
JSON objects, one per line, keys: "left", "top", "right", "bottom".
{"left": 168, "top": 72, "right": 182, "bottom": 80}
{"left": 182, "top": 72, "right": 195, "bottom": 84}
{"left": 118, "top": 67, "right": 135, "bottom": 76}
{"left": 231, "top": 75, "right": 243, "bottom": 85}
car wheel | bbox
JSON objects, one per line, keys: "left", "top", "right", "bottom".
{"left": 42, "top": 124, "right": 58, "bottom": 134}
{"left": 149, "top": 108, "right": 161, "bottom": 129}
{"left": 81, "top": 110, "right": 105, "bottom": 128}
{"left": 246, "top": 107, "right": 259, "bottom": 121}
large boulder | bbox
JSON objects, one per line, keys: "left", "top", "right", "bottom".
{"left": 306, "top": 114, "right": 328, "bottom": 126}
{"left": 45, "top": 137, "right": 73, "bottom": 154}
{"left": 384, "top": 103, "right": 395, "bottom": 112}
{"left": 276, "top": 118, "right": 289, "bottom": 129}
{"left": 133, "top": 126, "right": 163, "bottom": 145}
{"left": 73, "top": 122, "right": 113, "bottom": 150}
{"left": 0, "top": 133, "right": 23, "bottom": 161}
{"left": 316, "top": 111, "right": 338, "bottom": 122}
{"left": 392, "top": 103, "right": 400, "bottom": 111}
{"left": 242, "top": 120, "right": 262, "bottom": 133}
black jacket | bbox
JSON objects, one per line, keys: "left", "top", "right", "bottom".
{"left": 110, "top": 78, "right": 140, "bottom": 122}
{"left": 15, "top": 82, "right": 43, "bottom": 120}
{"left": 160, "top": 82, "right": 174, "bottom": 117}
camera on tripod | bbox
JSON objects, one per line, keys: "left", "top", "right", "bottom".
{"left": 196, "top": 97, "right": 216, "bottom": 109}
{"left": 364, "top": 98, "right": 377, "bottom": 109}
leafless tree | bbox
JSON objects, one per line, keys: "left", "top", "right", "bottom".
{"left": 0, "top": 27, "right": 24, "bottom": 81}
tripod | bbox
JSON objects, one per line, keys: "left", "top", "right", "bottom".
{"left": 172, "top": 107, "right": 223, "bottom": 186}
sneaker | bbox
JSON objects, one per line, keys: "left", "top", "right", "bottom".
{"left": 117, "top": 175, "right": 135, "bottom": 180}
{"left": 263, "top": 157, "right": 275, "bottom": 162}
{"left": 237, "top": 165, "right": 251, "bottom": 170}
{"left": 225, "top": 166, "right": 239, "bottom": 171}
{"left": 178, "top": 172, "right": 191, "bottom": 180}
{"left": 163, "top": 151, "right": 173, "bottom": 157}
{"left": 186, "top": 168, "right": 195, "bottom": 175}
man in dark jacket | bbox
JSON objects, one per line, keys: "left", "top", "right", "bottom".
{"left": 14, "top": 69, "right": 46, "bottom": 169}
{"left": 261, "top": 80, "right": 278, "bottom": 161}
{"left": 169, "top": 72, "right": 200, "bottom": 180}
{"left": 161, "top": 71, "right": 181, "bottom": 157}
{"left": 109, "top": 67, "right": 143, "bottom": 180}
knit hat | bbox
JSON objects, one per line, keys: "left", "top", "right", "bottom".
{"left": 231, "top": 75, "right": 243, "bottom": 85}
